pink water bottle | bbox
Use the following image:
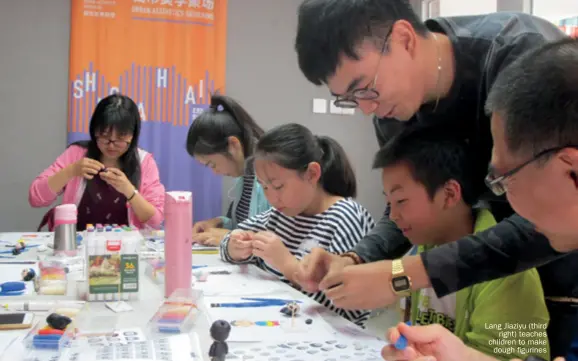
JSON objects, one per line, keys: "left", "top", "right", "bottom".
{"left": 53, "top": 204, "right": 78, "bottom": 256}
{"left": 164, "top": 191, "right": 193, "bottom": 298}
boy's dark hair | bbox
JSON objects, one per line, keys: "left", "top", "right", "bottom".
{"left": 372, "top": 125, "right": 478, "bottom": 206}
{"left": 295, "top": 0, "right": 428, "bottom": 85}
{"left": 486, "top": 38, "right": 578, "bottom": 157}
{"left": 186, "top": 94, "right": 264, "bottom": 158}
{"left": 255, "top": 123, "right": 357, "bottom": 198}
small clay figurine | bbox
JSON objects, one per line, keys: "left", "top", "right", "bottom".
{"left": 209, "top": 320, "right": 231, "bottom": 361}
{"left": 21, "top": 268, "right": 36, "bottom": 281}
{"left": 46, "top": 313, "right": 72, "bottom": 330}
{"left": 12, "top": 241, "right": 25, "bottom": 255}
{"left": 280, "top": 302, "right": 300, "bottom": 317}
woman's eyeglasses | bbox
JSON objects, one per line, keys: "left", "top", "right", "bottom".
{"left": 96, "top": 137, "right": 130, "bottom": 148}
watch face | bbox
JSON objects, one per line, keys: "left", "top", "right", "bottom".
{"left": 392, "top": 276, "right": 410, "bottom": 292}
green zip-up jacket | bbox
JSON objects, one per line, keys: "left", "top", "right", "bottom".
{"left": 410, "top": 209, "right": 550, "bottom": 361}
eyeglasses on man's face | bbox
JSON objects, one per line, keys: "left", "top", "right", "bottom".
{"left": 333, "top": 27, "right": 393, "bottom": 109}
{"left": 485, "top": 146, "right": 574, "bottom": 196}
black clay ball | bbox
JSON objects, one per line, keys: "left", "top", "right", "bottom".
{"left": 46, "top": 313, "right": 72, "bottom": 330}
{"left": 305, "top": 318, "right": 312, "bottom": 325}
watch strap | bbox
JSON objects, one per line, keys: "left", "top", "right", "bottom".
{"left": 392, "top": 259, "right": 405, "bottom": 275}
{"left": 391, "top": 259, "right": 412, "bottom": 297}
{"left": 340, "top": 252, "right": 362, "bottom": 265}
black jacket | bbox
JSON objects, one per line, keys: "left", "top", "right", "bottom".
{"left": 352, "top": 12, "right": 578, "bottom": 299}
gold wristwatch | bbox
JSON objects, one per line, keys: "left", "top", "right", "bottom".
{"left": 391, "top": 259, "right": 412, "bottom": 297}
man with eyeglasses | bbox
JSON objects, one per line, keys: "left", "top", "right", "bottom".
{"left": 293, "top": 0, "right": 578, "bottom": 358}
{"left": 381, "top": 36, "right": 578, "bottom": 361}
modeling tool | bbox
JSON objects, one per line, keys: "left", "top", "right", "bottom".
{"left": 3, "top": 301, "right": 85, "bottom": 312}
{"left": 211, "top": 297, "right": 302, "bottom": 308}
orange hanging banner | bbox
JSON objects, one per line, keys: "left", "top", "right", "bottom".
{"left": 68, "top": 0, "right": 227, "bottom": 133}
{"left": 67, "top": 0, "right": 227, "bottom": 222}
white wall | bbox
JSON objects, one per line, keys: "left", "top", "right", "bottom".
{"left": 533, "top": 0, "right": 578, "bottom": 23}
{"left": 0, "top": 0, "right": 70, "bottom": 231}
{"left": 438, "top": 0, "right": 577, "bottom": 23}
{"left": 496, "top": 0, "right": 532, "bottom": 13}
{"left": 439, "top": 0, "right": 496, "bottom": 16}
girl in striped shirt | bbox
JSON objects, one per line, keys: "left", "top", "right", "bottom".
{"left": 220, "top": 123, "right": 375, "bottom": 326}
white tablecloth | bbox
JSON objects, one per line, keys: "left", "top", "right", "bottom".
{"left": 0, "top": 232, "right": 394, "bottom": 361}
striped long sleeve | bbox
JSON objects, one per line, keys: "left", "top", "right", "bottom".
{"left": 220, "top": 198, "right": 375, "bottom": 326}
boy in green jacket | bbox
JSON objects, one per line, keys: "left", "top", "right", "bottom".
{"left": 373, "top": 126, "right": 549, "bottom": 361}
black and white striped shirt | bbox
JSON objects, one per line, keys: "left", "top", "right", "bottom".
{"left": 221, "top": 198, "right": 375, "bottom": 326}
{"left": 234, "top": 173, "right": 254, "bottom": 224}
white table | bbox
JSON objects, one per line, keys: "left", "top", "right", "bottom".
{"left": 0, "top": 232, "right": 394, "bottom": 360}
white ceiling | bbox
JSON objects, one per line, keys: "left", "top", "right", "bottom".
{"left": 533, "top": 0, "right": 578, "bottom": 23}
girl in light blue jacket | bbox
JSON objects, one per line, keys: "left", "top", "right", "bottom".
{"left": 186, "top": 95, "right": 270, "bottom": 245}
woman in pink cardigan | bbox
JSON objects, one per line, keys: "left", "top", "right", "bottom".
{"left": 29, "top": 94, "right": 165, "bottom": 230}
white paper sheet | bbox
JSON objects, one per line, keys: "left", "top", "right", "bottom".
{"left": 192, "top": 265, "right": 284, "bottom": 296}
{"left": 0, "top": 333, "right": 21, "bottom": 360}
{"left": 0, "top": 232, "right": 53, "bottom": 245}
{"left": 0, "top": 262, "right": 39, "bottom": 295}
{"left": 329, "top": 323, "right": 387, "bottom": 342}
{"left": 22, "top": 332, "right": 195, "bottom": 361}
{"left": 59, "top": 333, "right": 193, "bottom": 361}
{"left": 228, "top": 323, "right": 387, "bottom": 361}
{"left": 228, "top": 337, "right": 386, "bottom": 361}
{"left": 203, "top": 294, "right": 334, "bottom": 342}
{"left": 145, "top": 239, "right": 218, "bottom": 252}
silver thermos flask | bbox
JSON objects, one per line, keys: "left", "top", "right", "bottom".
{"left": 53, "top": 204, "right": 78, "bottom": 255}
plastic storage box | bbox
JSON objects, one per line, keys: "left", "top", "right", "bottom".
{"left": 146, "top": 288, "right": 202, "bottom": 336}
{"left": 23, "top": 302, "right": 85, "bottom": 351}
